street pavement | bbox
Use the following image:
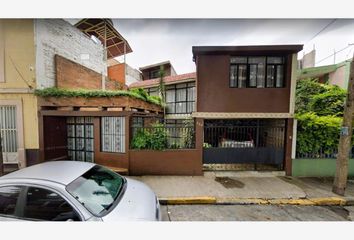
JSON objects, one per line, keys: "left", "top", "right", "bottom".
{"left": 132, "top": 172, "right": 307, "bottom": 200}
{"left": 132, "top": 172, "right": 354, "bottom": 203}
{"left": 160, "top": 204, "right": 354, "bottom": 221}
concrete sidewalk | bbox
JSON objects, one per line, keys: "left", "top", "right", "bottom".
{"left": 131, "top": 171, "right": 354, "bottom": 206}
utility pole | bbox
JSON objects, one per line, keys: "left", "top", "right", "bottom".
{"left": 333, "top": 55, "right": 354, "bottom": 195}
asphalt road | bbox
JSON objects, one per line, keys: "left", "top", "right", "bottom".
{"left": 161, "top": 205, "right": 354, "bottom": 221}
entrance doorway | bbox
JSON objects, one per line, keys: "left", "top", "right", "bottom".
{"left": 0, "top": 105, "right": 18, "bottom": 164}
{"left": 203, "top": 119, "right": 286, "bottom": 170}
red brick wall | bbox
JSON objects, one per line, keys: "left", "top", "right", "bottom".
{"left": 108, "top": 63, "right": 125, "bottom": 85}
{"left": 105, "top": 78, "right": 126, "bottom": 90}
{"left": 55, "top": 55, "right": 102, "bottom": 90}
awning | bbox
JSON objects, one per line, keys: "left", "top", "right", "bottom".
{"left": 75, "top": 18, "right": 132, "bottom": 59}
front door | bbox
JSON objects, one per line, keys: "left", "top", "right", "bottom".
{"left": 0, "top": 105, "right": 18, "bottom": 164}
{"left": 67, "top": 117, "right": 94, "bottom": 162}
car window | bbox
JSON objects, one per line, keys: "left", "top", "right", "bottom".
{"left": 23, "top": 187, "right": 81, "bottom": 221}
{"left": 66, "top": 165, "right": 125, "bottom": 216}
{"left": 0, "top": 186, "right": 21, "bottom": 217}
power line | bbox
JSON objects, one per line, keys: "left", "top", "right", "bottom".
{"left": 345, "top": 47, "right": 354, "bottom": 59}
{"left": 315, "top": 44, "right": 353, "bottom": 65}
{"left": 306, "top": 19, "right": 337, "bottom": 44}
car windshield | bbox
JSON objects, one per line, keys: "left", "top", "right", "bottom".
{"left": 66, "top": 165, "right": 125, "bottom": 216}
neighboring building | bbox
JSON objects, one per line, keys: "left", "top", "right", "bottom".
{"left": 108, "top": 59, "right": 142, "bottom": 87}
{"left": 139, "top": 61, "right": 177, "bottom": 80}
{"left": 298, "top": 60, "right": 351, "bottom": 89}
{"left": 0, "top": 19, "right": 160, "bottom": 174}
{"left": 0, "top": 19, "right": 36, "bottom": 170}
{"left": 192, "top": 45, "right": 303, "bottom": 174}
{"left": 129, "top": 72, "right": 196, "bottom": 148}
{"left": 298, "top": 49, "right": 316, "bottom": 69}
{"left": 130, "top": 72, "right": 196, "bottom": 118}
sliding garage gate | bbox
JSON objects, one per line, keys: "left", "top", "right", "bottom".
{"left": 203, "top": 119, "right": 286, "bottom": 167}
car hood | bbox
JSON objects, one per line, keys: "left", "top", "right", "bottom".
{"left": 101, "top": 178, "right": 158, "bottom": 221}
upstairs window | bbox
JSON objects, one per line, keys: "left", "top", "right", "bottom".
{"left": 230, "top": 56, "right": 285, "bottom": 88}
{"left": 165, "top": 82, "right": 195, "bottom": 114}
{"left": 149, "top": 69, "right": 160, "bottom": 79}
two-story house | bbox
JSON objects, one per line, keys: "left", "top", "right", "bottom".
{"left": 0, "top": 19, "right": 161, "bottom": 174}
{"left": 129, "top": 71, "right": 196, "bottom": 147}
{"left": 192, "top": 45, "right": 303, "bottom": 175}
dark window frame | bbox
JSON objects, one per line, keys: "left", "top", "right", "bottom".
{"left": 149, "top": 69, "right": 160, "bottom": 79}
{"left": 67, "top": 117, "right": 94, "bottom": 162}
{"left": 229, "top": 56, "right": 286, "bottom": 89}
{"left": 156, "top": 82, "right": 196, "bottom": 114}
{"left": 21, "top": 186, "right": 82, "bottom": 221}
{"left": 0, "top": 184, "right": 83, "bottom": 221}
{"left": 147, "top": 87, "right": 159, "bottom": 96}
{"left": 0, "top": 185, "right": 24, "bottom": 220}
{"left": 100, "top": 116, "right": 126, "bottom": 154}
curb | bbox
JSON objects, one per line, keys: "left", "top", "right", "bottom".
{"left": 159, "top": 197, "right": 217, "bottom": 205}
{"left": 159, "top": 196, "right": 354, "bottom": 206}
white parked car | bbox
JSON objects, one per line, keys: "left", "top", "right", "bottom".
{"left": 0, "top": 161, "right": 161, "bottom": 221}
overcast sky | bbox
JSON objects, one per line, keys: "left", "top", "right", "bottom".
{"left": 69, "top": 19, "right": 354, "bottom": 74}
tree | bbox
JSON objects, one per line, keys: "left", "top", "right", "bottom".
{"left": 333, "top": 58, "right": 354, "bottom": 195}
{"left": 295, "top": 78, "right": 346, "bottom": 116}
{"left": 158, "top": 65, "right": 166, "bottom": 120}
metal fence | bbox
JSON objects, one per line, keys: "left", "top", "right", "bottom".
{"left": 296, "top": 148, "right": 354, "bottom": 159}
{"left": 130, "top": 125, "right": 196, "bottom": 149}
{"left": 203, "top": 125, "right": 285, "bottom": 149}
{"left": 203, "top": 124, "right": 285, "bottom": 165}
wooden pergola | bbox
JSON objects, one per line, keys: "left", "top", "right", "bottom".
{"left": 75, "top": 18, "right": 132, "bottom": 59}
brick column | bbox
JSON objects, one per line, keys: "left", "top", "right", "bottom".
{"left": 194, "top": 118, "right": 204, "bottom": 175}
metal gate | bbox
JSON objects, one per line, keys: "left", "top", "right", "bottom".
{"left": 67, "top": 117, "right": 94, "bottom": 162}
{"left": 0, "top": 106, "right": 18, "bottom": 164}
{"left": 203, "top": 119, "right": 285, "bottom": 166}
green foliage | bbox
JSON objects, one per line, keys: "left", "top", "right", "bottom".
{"left": 310, "top": 86, "right": 346, "bottom": 117}
{"left": 34, "top": 87, "right": 162, "bottom": 106}
{"left": 295, "top": 78, "right": 346, "bottom": 116}
{"left": 181, "top": 119, "right": 195, "bottom": 148}
{"left": 203, "top": 142, "right": 212, "bottom": 148}
{"left": 295, "top": 112, "right": 349, "bottom": 154}
{"left": 129, "top": 88, "right": 150, "bottom": 101}
{"left": 131, "top": 129, "right": 151, "bottom": 150}
{"left": 169, "top": 143, "right": 181, "bottom": 149}
{"left": 295, "top": 79, "right": 352, "bottom": 156}
{"left": 295, "top": 78, "right": 327, "bottom": 114}
{"left": 131, "top": 123, "right": 168, "bottom": 150}
{"left": 149, "top": 123, "right": 168, "bottom": 150}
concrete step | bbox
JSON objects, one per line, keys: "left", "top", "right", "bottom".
{"left": 107, "top": 166, "right": 129, "bottom": 175}
{"left": 2, "top": 164, "right": 19, "bottom": 175}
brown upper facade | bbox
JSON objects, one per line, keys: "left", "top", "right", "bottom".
{"left": 192, "top": 45, "right": 303, "bottom": 115}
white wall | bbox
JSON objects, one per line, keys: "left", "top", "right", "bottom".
{"left": 125, "top": 64, "right": 142, "bottom": 86}
{"left": 35, "top": 19, "right": 106, "bottom": 89}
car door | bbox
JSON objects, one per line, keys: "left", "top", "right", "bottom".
{"left": 18, "top": 186, "right": 82, "bottom": 221}
{"left": 0, "top": 185, "right": 24, "bottom": 221}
